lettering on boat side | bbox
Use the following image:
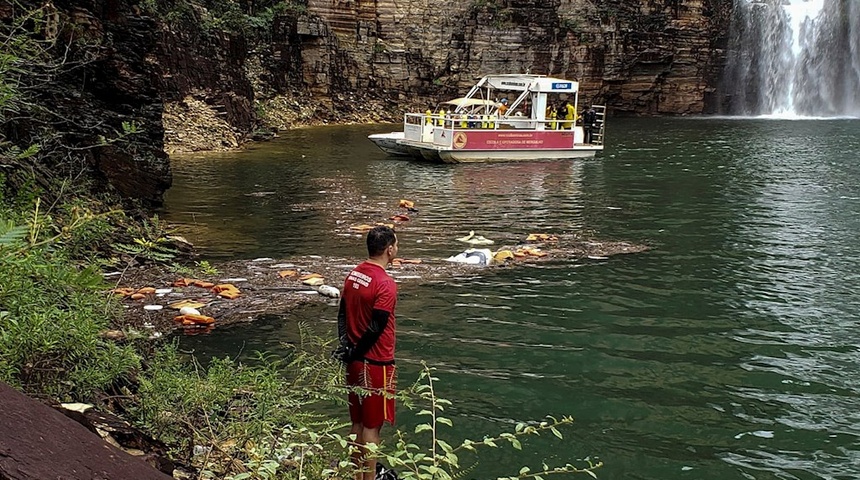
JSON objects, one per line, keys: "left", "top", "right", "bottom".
{"left": 551, "top": 82, "right": 573, "bottom": 90}
{"left": 501, "top": 81, "right": 526, "bottom": 87}
{"left": 451, "top": 130, "right": 573, "bottom": 150}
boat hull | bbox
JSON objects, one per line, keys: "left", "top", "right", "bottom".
{"left": 368, "top": 132, "right": 411, "bottom": 157}
{"left": 392, "top": 138, "right": 601, "bottom": 163}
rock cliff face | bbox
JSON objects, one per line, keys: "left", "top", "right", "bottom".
{"left": 299, "top": 0, "right": 733, "bottom": 115}
{"left": 1, "top": 1, "right": 171, "bottom": 205}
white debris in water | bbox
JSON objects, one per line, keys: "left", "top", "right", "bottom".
{"left": 734, "top": 430, "right": 774, "bottom": 439}
{"left": 143, "top": 305, "right": 163, "bottom": 311}
{"left": 220, "top": 277, "right": 249, "bottom": 282}
{"left": 316, "top": 285, "right": 341, "bottom": 298}
{"left": 251, "top": 257, "right": 274, "bottom": 262}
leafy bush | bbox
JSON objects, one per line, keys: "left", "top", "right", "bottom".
{"left": 141, "top": 0, "right": 308, "bottom": 43}
{"left": 128, "top": 327, "right": 354, "bottom": 478}
{"left": 0, "top": 217, "right": 139, "bottom": 400}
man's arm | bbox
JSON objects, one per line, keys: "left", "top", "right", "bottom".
{"left": 351, "top": 308, "right": 390, "bottom": 360}
{"left": 337, "top": 299, "right": 349, "bottom": 347}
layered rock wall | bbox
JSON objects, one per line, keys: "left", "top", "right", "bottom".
{"left": 299, "top": 0, "right": 732, "bottom": 115}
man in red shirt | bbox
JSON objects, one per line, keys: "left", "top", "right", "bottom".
{"left": 337, "top": 225, "right": 398, "bottom": 480}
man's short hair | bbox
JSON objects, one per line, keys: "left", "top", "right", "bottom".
{"left": 367, "top": 225, "right": 397, "bottom": 257}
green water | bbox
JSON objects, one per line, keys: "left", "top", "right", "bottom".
{"left": 163, "top": 118, "right": 860, "bottom": 479}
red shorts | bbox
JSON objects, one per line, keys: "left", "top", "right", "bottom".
{"left": 347, "top": 361, "right": 396, "bottom": 429}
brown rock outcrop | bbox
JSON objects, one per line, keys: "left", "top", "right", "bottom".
{"left": 0, "top": 381, "right": 172, "bottom": 479}
{"left": 1, "top": 1, "right": 171, "bottom": 205}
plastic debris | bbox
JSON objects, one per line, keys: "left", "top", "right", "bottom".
{"left": 493, "top": 250, "right": 515, "bottom": 262}
{"left": 179, "top": 306, "right": 201, "bottom": 316}
{"left": 456, "top": 231, "right": 495, "bottom": 245}
{"left": 316, "top": 285, "right": 341, "bottom": 298}
{"left": 174, "top": 314, "right": 216, "bottom": 326}
{"left": 143, "top": 305, "right": 164, "bottom": 311}
{"left": 302, "top": 277, "right": 325, "bottom": 286}
{"left": 445, "top": 248, "right": 494, "bottom": 266}
{"left": 168, "top": 299, "right": 207, "bottom": 310}
{"left": 514, "top": 246, "right": 548, "bottom": 257}
{"left": 526, "top": 233, "right": 559, "bottom": 242}
{"left": 211, "top": 284, "right": 239, "bottom": 294}
{"left": 392, "top": 258, "right": 422, "bottom": 267}
{"left": 60, "top": 403, "right": 93, "bottom": 414}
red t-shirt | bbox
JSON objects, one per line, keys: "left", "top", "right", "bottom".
{"left": 342, "top": 261, "right": 397, "bottom": 363}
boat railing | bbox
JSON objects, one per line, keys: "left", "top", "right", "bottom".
{"left": 406, "top": 113, "right": 581, "bottom": 131}
{"left": 403, "top": 111, "right": 605, "bottom": 147}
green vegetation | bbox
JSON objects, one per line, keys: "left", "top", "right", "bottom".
{"left": 469, "top": 0, "right": 514, "bottom": 29}
{"left": 140, "top": 0, "right": 308, "bottom": 42}
{"left": 0, "top": 202, "right": 139, "bottom": 400}
{"left": 127, "top": 334, "right": 352, "bottom": 479}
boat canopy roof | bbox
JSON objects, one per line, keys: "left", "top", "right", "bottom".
{"left": 475, "top": 74, "right": 579, "bottom": 93}
{"left": 440, "top": 98, "right": 499, "bottom": 108}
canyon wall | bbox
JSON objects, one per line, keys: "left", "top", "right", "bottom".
{"left": 297, "top": 0, "right": 733, "bottom": 115}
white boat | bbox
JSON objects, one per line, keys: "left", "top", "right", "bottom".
{"left": 368, "top": 74, "right": 606, "bottom": 163}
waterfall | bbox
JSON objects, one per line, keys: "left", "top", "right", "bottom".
{"left": 720, "top": 0, "right": 860, "bottom": 117}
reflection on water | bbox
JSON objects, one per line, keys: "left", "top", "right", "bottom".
{"left": 166, "top": 119, "right": 860, "bottom": 479}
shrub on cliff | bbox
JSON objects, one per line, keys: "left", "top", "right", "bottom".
{"left": 141, "top": 0, "right": 307, "bottom": 43}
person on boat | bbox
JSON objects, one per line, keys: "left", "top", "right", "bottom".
{"left": 560, "top": 99, "right": 576, "bottom": 130}
{"left": 498, "top": 98, "right": 509, "bottom": 116}
{"left": 546, "top": 102, "right": 557, "bottom": 130}
{"left": 583, "top": 105, "right": 597, "bottom": 143}
{"left": 335, "top": 225, "right": 399, "bottom": 480}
